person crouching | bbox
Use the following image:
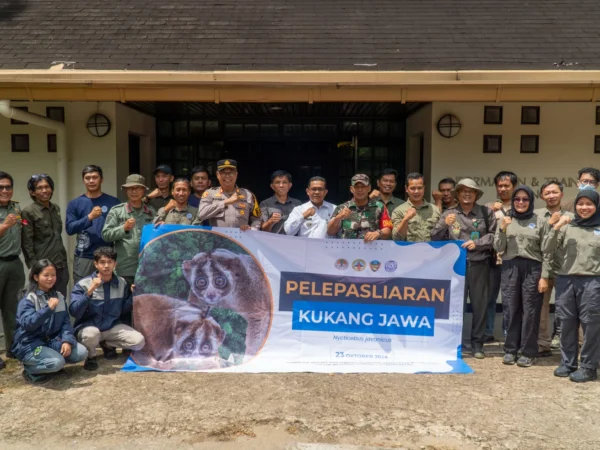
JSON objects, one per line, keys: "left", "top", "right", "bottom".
{"left": 69, "top": 246, "right": 145, "bottom": 370}
{"left": 11, "top": 260, "right": 88, "bottom": 384}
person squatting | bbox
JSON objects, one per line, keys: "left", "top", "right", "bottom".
{"left": 1, "top": 164, "right": 599, "bottom": 384}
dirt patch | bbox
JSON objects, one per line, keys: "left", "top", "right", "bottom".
{"left": 1, "top": 350, "right": 598, "bottom": 449}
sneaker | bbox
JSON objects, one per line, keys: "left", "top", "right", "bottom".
{"left": 84, "top": 357, "right": 98, "bottom": 371}
{"left": 537, "top": 350, "right": 553, "bottom": 358}
{"left": 517, "top": 356, "right": 535, "bottom": 367}
{"left": 502, "top": 353, "right": 517, "bottom": 365}
{"left": 554, "top": 365, "right": 576, "bottom": 378}
{"left": 551, "top": 335, "right": 560, "bottom": 349}
{"left": 473, "top": 349, "right": 485, "bottom": 359}
{"left": 22, "top": 370, "right": 52, "bottom": 385}
{"left": 569, "top": 368, "right": 598, "bottom": 383}
{"left": 100, "top": 342, "right": 118, "bottom": 360}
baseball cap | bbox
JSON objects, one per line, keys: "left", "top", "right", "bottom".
{"left": 351, "top": 174, "right": 370, "bottom": 186}
{"left": 153, "top": 165, "right": 173, "bottom": 175}
{"left": 121, "top": 174, "right": 149, "bottom": 189}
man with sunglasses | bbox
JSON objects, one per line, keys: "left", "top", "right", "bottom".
{"left": 284, "top": 176, "right": 336, "bottom": 238}
{"left": 194, "top": 160, "right": 261, "bottom": 230}
{"left": 0, "top": 172, "right": 25, "bottom": 368}
{"left": 21, "top": 174, "right": 69, "bottom": 296}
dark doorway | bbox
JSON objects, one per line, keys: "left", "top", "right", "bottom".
{"left": 129, "top": 134, "right": 141, "bottom": 175}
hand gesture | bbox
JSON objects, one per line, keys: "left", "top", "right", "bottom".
{"left": 548, "top": 211, "right": 562, "bottom": 226}
{"left": 2, "top": 213, "right": 17, "bottom": 228}
{"left": 501, "top": 216, "right": 512, "bottom": 231}
{"left": 270, "top": 212, "right": 282, "bottom": 224}
{"left": 538, "top": 278, "right": 549, "bottom": 294}
{"left": 405, "top": 207, "right": 417, "bottom": 220}
{"left": 240, "top": 224, "right": 251, "bottom": 231}
{"left": 337, "top": 207, "right": 352, "bottom": 220}
{"left": 432, "top": 190, "right": 443, "bottom": 202}
{"left": 60, "top": 342, "right": 72, "bottom": 357}
{"left": 154, "top": 221, "right": 165, "bottom": 228}
{"left": 87, "top": 277, "right": 102, "bottom": 295}
{"left": 554, "top": 215, "right": 572, "bottom": 230}
{"left": 88, "top": 206, "right": 103, "bottom": 221}
{"left": 492, "top": 202, "right": 503, "bottom": 212}
{"left": 369, "top": 189, "right": 381, "bottom": 199}
{"left": 461, "top": 240, "right": 476, "bottom": 251}
{"left": 303, "top": 207, "right": 316, "bottom": 219}
{"left": 147, "top": 188, "right": 161, "bottom": 199}
{"left": 48, "top": 297, "right": 60, "bottom": 310}
{"left": 224, "top": 193, "right": 239, "bottom": 206}
{"left": 364, "top": 231, "right": 381, "bottom": 243}
{"left": 164, "top": 199, "right": 178, "bottom": 213}
{"left": 445, "top": 213, "right": 457, "bottom": 226}
{"left": 124, "top": 218, "right": 136, "bottom": 231}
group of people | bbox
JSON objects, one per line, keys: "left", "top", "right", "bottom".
{"left": 0, "top": 160, "right": 598, "bottom": 383}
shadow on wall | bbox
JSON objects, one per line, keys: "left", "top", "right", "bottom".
{"left": 0, "top": 1, "right": 27, "bottom": 23}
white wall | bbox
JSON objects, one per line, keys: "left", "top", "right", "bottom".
{"left": 427, "top": 102, "right": 600, "bottom": 206}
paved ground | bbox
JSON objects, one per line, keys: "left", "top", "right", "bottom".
{"left": 1, "top": 341, "right": 598, "bottom": 450}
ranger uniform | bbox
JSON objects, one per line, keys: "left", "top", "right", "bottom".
{"left": 0, "top": 200, "right": 25, "bottom": 356}
{"left": 391, "top": 199, "right": 440, "bottom": 242}
{"left": 154, "top": 205, "right": 198, "bottom": 225}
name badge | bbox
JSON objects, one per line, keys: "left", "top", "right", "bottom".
{"left": 470, "top": 231, "right": 480, "bottom": 240}
{"left": 360, "top": 220, "right": 370, "bottom": 229}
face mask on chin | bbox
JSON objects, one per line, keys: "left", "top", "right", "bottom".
{"left": 578, "top": 184, "right": 596, "bottom": 192}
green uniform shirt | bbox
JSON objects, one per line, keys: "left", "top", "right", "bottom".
{"left": 101, "top": 202, "right": 156, "bottom": 277}
{"left": 0, "top": 201, "right": 23, "bottom": 257}
{"left": 146, "top": 195, "right": 173, "bottom": 212}
{"left": 542, "top": 223, "right": 600, "bottom": 276}
{"left": 493, "top": 213, "right": 551, "bottom": 277}
{"left": 21, "top": 201, "right": 68, "bottom": 269}
{"left": 391, "top": 199, "right": 440, "bottom": 242}
{"left": 153, "top": 205, "right": 198, "bottom": 225}
{"left": 534, "top": 208, "right": 573, "bottom": 278}
{"left": 331, "top": 199, "right": 392, "bottom": 240}
{"left": 372, "top": 195, "right": 405, "bottom": 217}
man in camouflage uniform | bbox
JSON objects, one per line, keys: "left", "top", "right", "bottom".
{"left": 327, "top": 174, "right": 392, "bottom": 242}
{"left": 194, "top": 159, "right": 261, "bottom": 230}
{"left": 153, "top": 178, "right": 198, "bottom": 226}
{"left": 0, "top": 172, "right": 25, "bottom": 367}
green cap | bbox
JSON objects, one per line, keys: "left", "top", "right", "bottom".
{"left": 121, "top": 174, "right": 148, "bottom": 189}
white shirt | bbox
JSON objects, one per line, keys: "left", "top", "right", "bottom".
{"left": 283, "top": 201, "right": 336, "bottom": 238}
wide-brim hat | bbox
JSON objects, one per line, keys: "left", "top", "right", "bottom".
{"left": 122, "top": 174, "right": 149, "bottom": 189}
{"left": 455, "top": 178, "right": 484, "bottom": 200}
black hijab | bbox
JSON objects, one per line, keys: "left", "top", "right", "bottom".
{"left": 510, "top": 185, "right": 535, "bottom": 220}
{"left": 573, "top": 190, "right": 600, "bottom": 228}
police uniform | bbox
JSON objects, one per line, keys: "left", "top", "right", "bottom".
{"left": 153, "top": 205, "right": 198, "bottom": 225}
{"left": 542, "top": 191, "right": 600, "bottom": 381}
{"left": 21, "top": 200, "right": 69, "bottom": 296}
{"left": 194, "top": 160, "right": 261, "bottom": 229}
{"left": 0, "top": 200, "right": 25, "bottom": 355}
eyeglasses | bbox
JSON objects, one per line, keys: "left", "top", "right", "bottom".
{"left": 514, "top": 197, "right": 530, "bottom": 203}
{"left": 580, "top": 179, "right": 598, "bottom": 187}
{"left": 0, "top": 186, "right": 13, "bottom": 191}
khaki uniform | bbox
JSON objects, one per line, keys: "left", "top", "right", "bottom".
{"left": 391, "top": 199, "right": 440, "bottom": 242}
{"left": 372, "top": 195, "right": 405, "bottom": 217}
{"left": 0, "top": 201, "right": 25, "bottom": 353}
{"left": 153, "top": 205, "right": 198, "bottom": 225}
{"left": 101, "top": 202, "right": 156, "bottom": 278}
{"left": 331, "top": 199, "right": 392, "bottom": 240}
{"left": 194, "top": 186, "right": 261, "bottom": 229}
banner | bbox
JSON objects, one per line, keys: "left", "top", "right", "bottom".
{"left": 122, "top": 225, "right": 472, "bottom": 374}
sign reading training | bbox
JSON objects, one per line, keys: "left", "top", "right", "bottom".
{"left": 123, "top": 226, "right": 472, "bottom": 374}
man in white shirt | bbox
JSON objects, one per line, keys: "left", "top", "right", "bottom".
{"left": 283, "top": 176, "right": 336, "bottom": 238}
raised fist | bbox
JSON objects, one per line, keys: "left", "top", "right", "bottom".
{"left": 445, "top": 213, "right": 457, "bottom": 226}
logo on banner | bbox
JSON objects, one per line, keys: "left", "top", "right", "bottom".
{"left": 370, "top": 260, "right": 381, "bottom": 272}
{"left": 352, "top": 259, "right": 366, "bottom": 271}
{"left": 334, "top": 259, "right": 349, "bottom": 270}
{"left": 385, "top": 260, "right": 397, "bottom": 272}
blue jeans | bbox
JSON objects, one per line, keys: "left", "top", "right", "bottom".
{"left": 22, "top": 343, "right": 88, "bottom": 375}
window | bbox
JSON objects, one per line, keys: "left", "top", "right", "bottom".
{"left": 47, "top": 134, "right": 57, "bottom": 153}
{"left": 596, "top": 106, "right": 600, "bottom": 125}
{"left": 483, "top": 135, "right": 502, "bottom": 153}
{"left": 46, "top": 107, "right": 65, "bottom": 123}
{"left": 11, "top": 106, "right": 28, "bottom": 125}
{"left": 521, "top": 106, "right": 540, "bottom": 125}
{"left": 11, "top": 134, "right": 30, "bottom": 152}
{"left": 520, "top": 135, "right": 539, "bottom": 153}
{"left": 484, "top": 106, "right": 503, "bottom": 124}
{"left": 595, "top": 136, "right": 600, "bottom": 154}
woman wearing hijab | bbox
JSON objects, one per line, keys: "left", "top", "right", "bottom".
{"left": 542, "top": 190, "right": 600, "bottom": 383}
{"left": 494, "top": 186, "right": 549, "bottom": 367}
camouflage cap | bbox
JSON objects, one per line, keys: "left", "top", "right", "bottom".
{"left": 351, "top": 174, "right": 370, "bottom": 186}
{"left": 121, "top": 174, "right": 149, "bottom": 189}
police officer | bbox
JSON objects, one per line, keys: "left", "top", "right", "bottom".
{"left": 144, "top": 165, "right": 174, "bottom": 211}
{"left": 153, "top": 178, "right": 198, "bottom": 225}
{"left": 0, "top": 171, "right": 25, "bottom": 368}
{"left": 392, "top": 172, "right": 440, "bottom": 242}
{"left": 494, "top": 186, "right": 548, "bottom": 368}
{"left": 102, "top": 174, "right": 156, "bottom": 287}
{"left": 327, "top": 174, "right": 392, "bottom": 241}
{"left": 21, "top": 174, "right": 69, "bottom": 296}
{"left": 543, "top": 190, "right": 600, "bottom": 383}
{"left": 194, "top": 159, "right": 261, "bottom": 230}
{"left": 431, "top": 178, "right": 497, "bottom": 359}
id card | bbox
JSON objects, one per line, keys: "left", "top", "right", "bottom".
{"left": 470, "top": 231, "right": 480, "bottom": 240}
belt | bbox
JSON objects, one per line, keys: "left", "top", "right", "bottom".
{"left": 0, "top": 255, "right": 19, "bottom": 262}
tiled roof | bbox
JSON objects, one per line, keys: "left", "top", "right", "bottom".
{"left": 0, "top": 1, "right": 599, "bottom": 71}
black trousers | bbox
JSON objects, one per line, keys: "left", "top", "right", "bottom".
{"left": 55, "top": 266, "right": 70, "bottom": 298}
{"left": 120, "top": 275, "right": 135, "bottom": 327}
{"left": 555, "top": 275, "right": 600, "bottom": 370}
{"left": 501, "top": 258, "right": 543, "bottom": 357}
{"left": 465, "top": 260, "right": 490, "bottom": 349}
